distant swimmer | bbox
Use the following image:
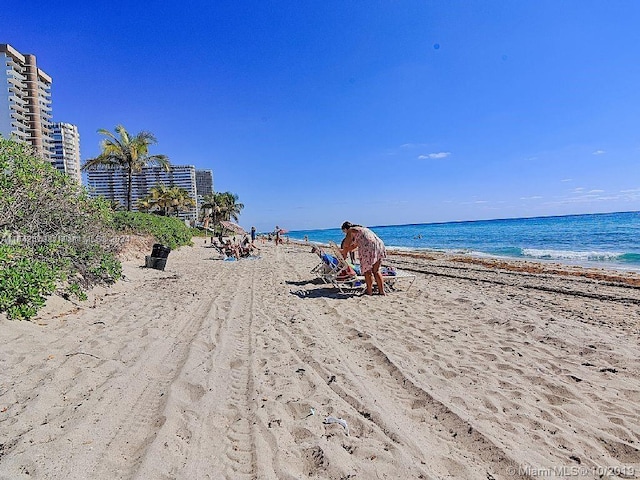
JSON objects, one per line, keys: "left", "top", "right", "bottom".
{"left": 413, "top": 234, "right": 423, "bottom": 239}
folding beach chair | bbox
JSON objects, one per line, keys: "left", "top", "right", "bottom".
{"left": 310, "top": 245, "right": 337, "bottom": 275}
{"left": 311, "top": 244, "right": 365, "bottom": 293}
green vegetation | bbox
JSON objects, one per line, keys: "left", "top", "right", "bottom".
{"left": 0, "top": 138, "right": 123, "bottom": 320}
{"left": 112, "top": 211, "right": 193, "bottom": 249}
{"left": 81, "top": 125, "right": 170, "bottom": 211}
{"left": 0, "top": 245, "right": 58, "bottom": 320}
{"left": 136, "top": 184, "right": 196, "bottom": 217}
{"left": 190, "top": 227, "right": 208, "bottom": 237}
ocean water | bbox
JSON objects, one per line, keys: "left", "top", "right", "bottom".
{"left": 289, "top": 211, "right": 640, "bottom": 272}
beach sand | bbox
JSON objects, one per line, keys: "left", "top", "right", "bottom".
{"left": 1, "top": 237, "right": 639, "bottom": 479}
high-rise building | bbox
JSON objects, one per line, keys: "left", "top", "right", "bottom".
{"left": 51, "top": 122, "right": 81, "bottom": 183}
{"left": 86, "top": 165, "right": 198, "bottom": 220}
{"left": 196, "top": 169, "right": 213, "bottom": 197}
{"left": 0, "top": 43, "right": 53, "bottom": 161}
{"left": 195, "top": 169, "right": 214, "bottom": 224}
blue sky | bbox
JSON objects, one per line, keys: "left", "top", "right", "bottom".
{"left": 6, "top": 1, "right": 640, "bottom": 232}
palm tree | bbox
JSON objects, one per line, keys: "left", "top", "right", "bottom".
{"left": 136, "top": 197, "right": 154, "bottom": 212}
{"left": 147, "top": 184, "right": 173, "bottom": 216}
{"left": 81, "top": 125, "right": 170, "bottom": 211}
{"left": 166, "top": 186, "right": 196, "bottom": 217}
{"left": 218, "top": 192, "right": 244, "bottom": 222}
{"left": 139, "top": 184, "right": 196, "bottom": 217}
{"left": 200, "top": 192, "right": 244, "bottom": 230}
{"left": 200, "top": 192, "right": 218, "bottom": 219}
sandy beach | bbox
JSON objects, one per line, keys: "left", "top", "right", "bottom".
{"left": 1, "top": 237, "right": 639, "bottom": 480}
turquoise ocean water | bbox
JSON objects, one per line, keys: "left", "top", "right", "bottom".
{"left": 289, "top": 211, "right": 640, "bottom": 272}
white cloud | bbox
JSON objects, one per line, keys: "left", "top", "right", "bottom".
{"left": 418, "top": 152, "right": 451, "bottom": 160}
{"left": 400, "top": 143, "right": 429, "bottom": 149}
{"left": 520, "top": 196, "right": 543, "bottom": 200}
{"left": 592, "top": 150, "right": 606, "bottom": 155}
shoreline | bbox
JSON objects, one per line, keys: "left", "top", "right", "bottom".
{"left": 293, "top": 238, "right": 640, "bottom": 288}
{"left": 307, "top": 242, "right": 640, "bottom": 275}
{"left": 2, "top": 237, "right": 639, "bottom": 479}
{"left": 286, "top": 209, "right": 640, "bottom": 274}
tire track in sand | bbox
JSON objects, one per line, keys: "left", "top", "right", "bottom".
{"left": 133, "top": 260, "right": 260, "bottom": 479}
{"left": 88, "top": 296, "right": 216, "bottom": 479}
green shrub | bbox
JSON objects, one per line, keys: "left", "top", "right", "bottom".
{"left": 112, "top": 211, "right": 193, "bottom": 249}
{"left": 0, "top": 138, "right": 200, "bottom": 321}
{"left": 0, "top": 245, "right": 59, "bottom": 320}
{"left": 65, "top": 282, "right": 88, "bottom": 302}
{"left": 190, "top": 227, "right": 208, "bottom": 237}
{"left": 0, "top": 138, "right": 123, "bottom": 320}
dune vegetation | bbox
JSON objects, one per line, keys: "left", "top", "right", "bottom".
{"left": 0, "top": 138, "right": 193, "bottom": 320}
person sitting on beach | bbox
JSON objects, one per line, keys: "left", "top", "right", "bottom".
{"left": 340, "top": 221, "right": 387, "bottom": 296}
{"left": 222, "top": 239, "right": 238, "bottom": 258}
{"left": 239, "top": 235, "right": 260, "bottom": 257}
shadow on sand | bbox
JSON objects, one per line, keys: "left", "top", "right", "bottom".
{"left": 289, "top": 285, "right": 361, "bottom": 299}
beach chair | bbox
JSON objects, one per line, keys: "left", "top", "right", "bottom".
{"left": 328, "top": 242, "right": 416, "bottom": 293}
{"left": 310, "top": 245, "right": 339, "bottom": 274}
{"left": 311, "top": 244, "right": 365, "bottom": 293}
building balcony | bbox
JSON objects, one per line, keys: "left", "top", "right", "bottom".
{"left": 10, "top": 111, "right": 28, "bottom": 123}
{"left": 10, "top": 105, "right": 27, "bottom": 116}
{"left": 9, "top": 99, "right": 27, "bottom": 111}
{"left": 8, "top": 68, "right": 26, "bottom": 79}
{"left": 5, "top": 63, "right": 25, "bottom": 77}
{"left": 7, "top": 75, "right": 24, "bottom": 87}
{"left": 10, "top": 128, "right": 28, "bottom": 140}
{"left": 8, "top": 84, "right": 23, "bottom": 96}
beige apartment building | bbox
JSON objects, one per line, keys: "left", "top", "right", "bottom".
{"left": 0, "top": 43, "right": 53, "bottom": 161}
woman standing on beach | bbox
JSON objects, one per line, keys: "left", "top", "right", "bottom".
{"left": 340, "top": 221, "right": 387, "bottom": 296}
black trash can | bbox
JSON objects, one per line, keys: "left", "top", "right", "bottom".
{"left": 145, "top": 256, "right": 167, "bottom": 271}
{"left": 147, "top": 244, "right": 171, "bottom": 271}
{"left": 151, "top": 244, "right": 171, "bottom": 259}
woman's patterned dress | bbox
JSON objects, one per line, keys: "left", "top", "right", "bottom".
{"left": 350, "top": 227, "right": 386, "bottom": 273}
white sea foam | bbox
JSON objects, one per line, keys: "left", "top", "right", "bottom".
{"left": 521, "top": 248, "right": 623, "bottom": 261}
